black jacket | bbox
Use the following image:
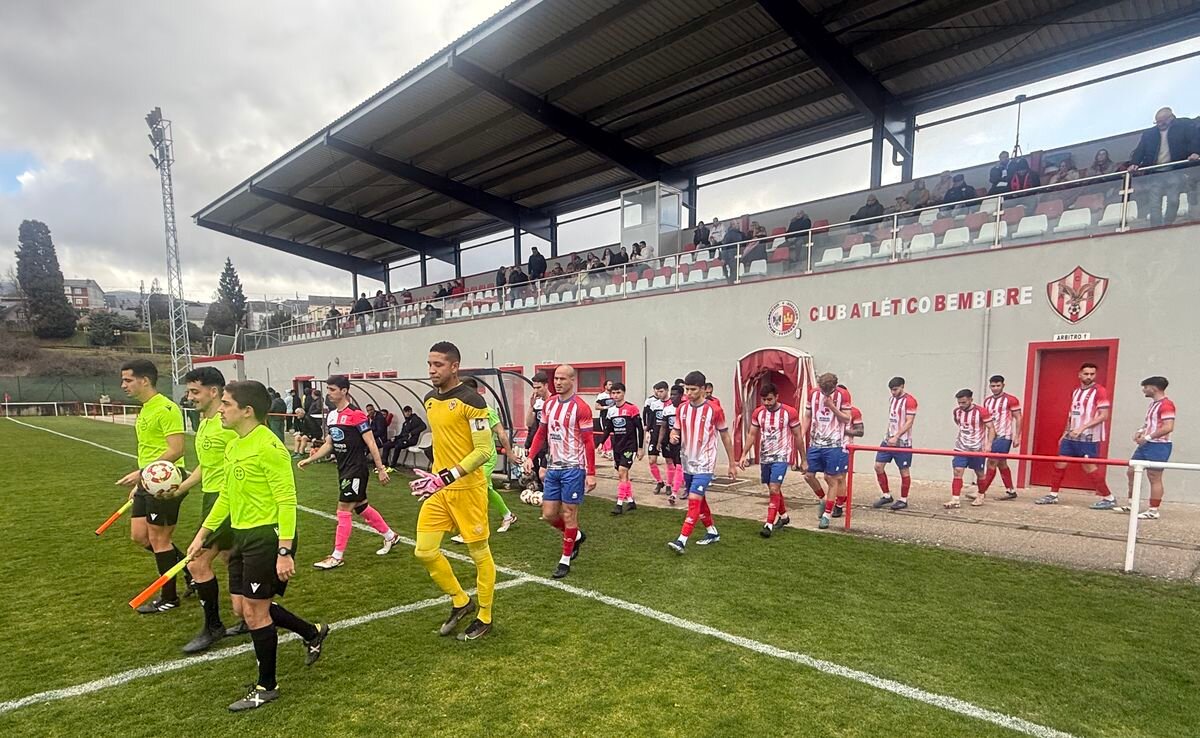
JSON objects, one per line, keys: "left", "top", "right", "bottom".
{"left": 721, "top": 227, "right": 744, "bottom": 246}
{"left": 988, "top": 162, "right": 1012, "bottom": 189}
{"left": 786, "top": 215, "right": 811, "bottom": 234}
{"left": 351, "top": 298, "right": 371, "bottom": 314}
{"left": 397, "top": 414, "right": 427, "bottom": 445}
{"left": 528, "top": 252, "right": 547, "bottom": 278}
{"left": 941, "top": 183, "right": 977, "bottom": 204}
{"left": 495, "top": 269, "right": 507, "bottom": 287}
{"left": 852, "top": 202, "right": 884, "bottom": 221}
{"left": 1130, "top": 121, "right": 1199, "bottom": 168}
{"left": 692, "top": 224, "right": 711, "bottom": 244}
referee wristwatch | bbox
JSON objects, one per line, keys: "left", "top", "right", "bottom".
{"left": 278, "top": 546, "right": 294, "bottom": 558}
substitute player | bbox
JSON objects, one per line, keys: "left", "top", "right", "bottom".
{"left": 804, "top": 373, "right": 853, "bottom": 530}
{"left": 739, "top": 383, "right": 804, "bottom": 538}
{"left": 872, "top": 377, "right": 918, "bottom": 511}
{"left": 596, "top": 382, "right": 645, "bottom": 515}
{"left": 980, "top": 375, "right": 1021, "bottom": 500}
{"left": 299, "top": 375, "right": 400, "bottom": 569}
{"left": 525, "top": 364, "right": 596, "bottom": 578}
{"left": 1035, "top": 363, "right": 1114, "bottom": 508}
{"left": 450, "top": 377, "right": 518, "bottom": 539}
{"left": 946, "top": 389, "right": 996, "bottom": 508}
{"left": 188, "top": 380, "right": 328, "bottom": 711}
{"left": 175, "top": 366, "right": 245, "bottom": 653}
{"left": 658, "top": 385, "right": 686, "bottom": 504}
{"left": 115, "top": 359, "right": 189, "bottom": 614}
{"left": 643, "top": 381, "right": 670, "bottom": 495}
{"left": 667, "top": 371, "right": 737, "bottom": 554}
{"left": 1122, "top": 376, "right": 1176, "bottom": 519}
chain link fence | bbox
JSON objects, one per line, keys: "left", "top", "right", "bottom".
{"left": 0, "top": 376, "right": 125, "bottom": 403}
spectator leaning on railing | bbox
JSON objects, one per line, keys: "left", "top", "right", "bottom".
{"left": 1128, "top": 106, "right": 1200, "bottom": 226}
{"left": 351, "top": 293, "right": 371, "bottom": 332}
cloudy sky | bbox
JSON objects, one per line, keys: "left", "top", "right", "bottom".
{"left": 1, "top": 2, "right": 1196, "bottom": 301}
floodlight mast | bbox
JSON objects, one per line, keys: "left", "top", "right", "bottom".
{"left": 145, "top": 107, "right": 192, "bottom": 385}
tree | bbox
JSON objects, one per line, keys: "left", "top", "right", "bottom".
{"left": 266, "top": 310, "right": 291, "bottom": 330}
{"left": 14, "top": 220, "right": 77, "bottom": 338}
{"left": 215, "top": 258, "right": 247, "bottom": 329}
{"left": 87, "top": 309, "right": 139, "bottom": 346}
{"left": 202, "top": 299, "right": 236, "bottom": 337}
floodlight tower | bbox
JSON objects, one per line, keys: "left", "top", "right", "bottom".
{"left": 145, "top": 107, "right": 192, "bottom": 385}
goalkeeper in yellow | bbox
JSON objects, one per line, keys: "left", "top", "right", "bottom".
{"left": 409, "top": 341, "right": 497, "bottom": 641}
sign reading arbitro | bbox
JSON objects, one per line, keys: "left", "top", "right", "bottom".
{"left": 808, "top": 285, "right": 1034, "bottom": 322}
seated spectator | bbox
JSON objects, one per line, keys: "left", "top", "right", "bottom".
{"left": 616, "top": 246, "right": 630, "bottom": 265}
{"left": 382, "top": 406, "right": 428, "bottom": 467}
{"left": 940, "top": 174, "right": 978, "bottom": 211}
{"left": 988, "top": 151, "right": 1013, "bottom": 195}
{"left": 545, "top": 263, "right": 566, "bottom": 293}
{"left": 740, "top": 225, "right": 768, "bottom": 266}
{"left": 507, "top": 266, "right": 529, "bottom": 301}
{"left": 640, "top": 240, "right": 654, "bottom": 260}
{"left": 1089, "top": 148, "right": 1116, "bottom": 176}
{"left": 692, "top": 221, "right": 711, "bottom": 249}
{"left": 629, "top": 242, "right": 643, "bottom": 260}
{"left": 419, "top": 303, "right": 441, "bottom": 326}
{"left": 786, "top": 210, "right": 811, "bottom": 238}
{"left": 886, "top": 195, "right": 910, "bottom": 215}
{"left": 366, "top": 403, "right": 392, "bottom": 449}
{"left": 932, "top": 170, "right": 954, "bottom": 203}
{"left": 851, "top": 194, "right": 884, "bottom": 223}
{"left": 601, "top": 247, "right": 614, "bottom": 267}
{"left": 568, "top": 253, "right": 584, "bottom": 272}
{"left": 708, "top": 217, "right": 725, "bottom": 258}
{"left": 291, "top": 407, "right": 323, "bottom": 458}
{"left": 401, "top": 289, "right": 413, "bottom": 305}
{"left": 1008, "top": 157, "right": 1040, "bottom": 192}
{"left": 450, "top": 278, "right": 466, "bottom": 297}
{"left": 1046, "top": 158, "right": 1081, "bottom": 188}
{"left": 1128, "top": 106, "right": 1200, "bottom": 225}
{"left": 905, "top": 180, "right": 931, "bottom": 209}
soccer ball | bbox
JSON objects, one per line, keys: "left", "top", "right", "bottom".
{"left": 519, "top": 488, "right": 533, "bottom": 505}
{"left": 141, "top": 461, "right": 183, "bottom": 500}
{"left": 529, "top": 490, "right": 543, "bottom": 506}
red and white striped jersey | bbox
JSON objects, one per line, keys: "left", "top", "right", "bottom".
{"left": 677, "top": 399, "right": 728, "bottom": 475}
{"left": 751, "top": 403, "right": 801, "bottom": 463}
{"left": 843, "top": 406, "right": 864, "bottom": 449}
{"left": 983, "top": 392, "right": 1021, "bottom": 439}
{"left": 886, "top": 393, "right": 918, "bottom": 445}
{"left": 807, "top": 388, "right": 851, "bottom": 448}
{"left": 1067, "top": 384, "right": 1111, "bottom": 443}
{"left": 541, "top": 394, "right": 593, "bottom": 469}
{"left": 1142, "top": 397, "right": 1176, "bottom": 443}
{"left": 953, "top": 404, "right": 993, "bottom": 451}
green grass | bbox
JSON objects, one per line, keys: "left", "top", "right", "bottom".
{"left": 1, "top": 417, "right": 1198, "bottom": 737}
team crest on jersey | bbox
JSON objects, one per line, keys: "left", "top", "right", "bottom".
{"left": 767, "top": 300, "right": 801, "bottom": 337}
{"left": 1046, "top": 266, "right": 1108, "bottom": 324}
{"left": 448, "top": 400, "right": 458, "bottom": 411}
{"left": 232, "top": 466, "right": 246, "bottom": 480}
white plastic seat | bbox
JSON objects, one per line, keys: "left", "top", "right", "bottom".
{"left": 1012, "top": 214, "right": 1048, "bottom": 239}
{"left": 1054, "top": 207, "right": 1092, "bottom": 233}
{"left": 842, "top": 242, "right": 872, "bottom": 263}
{"left": 1176, "top": 192, "right": 1190, "bottom": 218}
{"left": 686, "top": 269, "right": 705, "bottom": 285}
{"left": 974, "top": 220, "right": 1008, "bottom": 244}
{"left": 917, "top": 208, "right": 938, "bottom": 225}
{"left": 874, "top": 238, "right": 900, "bottom": 258}
{"left": 548, "top": 292, "right": 561, "bottom": 304}
{"left": 678, "top": 252, "right": 694, "bottom": 265}
{"left": 742, "top": 259, "right": 767, "bottom": 277}
{"left": 979, "top": 197, "right": 1000, "bottom": 215}
{"left": 814, "top": 248, "right": 842, "bottom": 268}
{"left": 650, "top": 274, "right": 667, "bottom": 289}
{"left": 909, "top": 232, "right": 938, "bottom": 253}
{"left": 400, "top": 431, "right": 433, "bottom": 468}
{"left": 703, "top": 265, "right": 725, "bottom": 282}
{"left": 1098, "top": 201, "right": 1136, "bottom": 227}
{"left": 603, "top": 284, "right": 619, "bottom": 297}
{"left": 635, "top": 278, "right": 650, "bottom": 291}
{"left": 661, "top": 256, "right": 676, "bottom": 269}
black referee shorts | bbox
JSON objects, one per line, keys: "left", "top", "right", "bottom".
{"left": 131, "top": 485, "right": 188, "bottom": 527}
{"left": 228, "top": 525, "right": 293, "bottom": 600}
{"left": 199, "top": 492, "right": 234, "bottom": 551}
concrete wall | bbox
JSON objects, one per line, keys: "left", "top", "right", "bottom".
{"left": 243, "top": 224, "right": 1200, "bottom": 500}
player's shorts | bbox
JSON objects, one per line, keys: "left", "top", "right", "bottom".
{"left": 199, "top": 491, "right": 234, "bottom": 550}
{"left": 614, "top": 449, "right": 635, "bottom": 470}
{"left": 338, "top": 475, "right": 369, "bottom": 503}
{"left": 952, "top": 453, "right": 986, "bottom": 473}
{"left": 543, "top": 467, "right": 586, "bottom": 505}
{"left": 1059, "top": 439, "right": 1100, "bottom": 459}
{"left": 131, "top": 485, "right": 188, "bottom": 527}
{"left": 874, "top": 441, "right": 913, "bottom": 469}
{"left": 991, "top": 437, "right": 1013, "bottom": 454}
{"left": 682, "top": 473, "right": 715, "bottom": 496}
{"left": 646, "top": 437, "right": 661, "bottom": 457}
{"left": 418, "top": 486, "right": 490, "bottom": 543}
{"left": 1131, "top": 442, "right": 1172, "bottom": 463}
{"left": 228, "top": 524, "right": 293, "bottom": 600}
{"left": 662, "top": 441, "right": 682, "bottom": 464}
{"left": 807, "top": 446, "right": 848, "bottom": 475}
{"left": 760, "top": 461, "right": 789, "bottom": 485}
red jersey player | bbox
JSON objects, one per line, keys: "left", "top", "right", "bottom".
{"left": 946, "top": 389, "right": 995, "bottom": 508}
{"left": 1123, "top": 376, "right": 1176, "bottom": 519}
{"left": 1035, "top": 363, "right": 1113, "bottom": 508}
{"left": 524, "top": 364, "right": 596, "bottom": 579}
{"left": 738, "top": 383, "right": 804, "bottom": 538}
{"left": 981, "top": 375, "right": 1022, "bottom": 500}
{"left": 872, "top": 376, "right": 918, "bottom": 511}
{"left": 803, "top": 373, "right": 854, "bottom": 529}
{"left": 667, "top": 371, "right": 737, "bottom": 554}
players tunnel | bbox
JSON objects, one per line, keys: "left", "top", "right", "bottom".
{"left": 732, "top": 348, "right": 817, "bottom": 464}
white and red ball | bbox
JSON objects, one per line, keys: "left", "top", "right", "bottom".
{"left": 141, "top": 461, "right": 183, "bottom": 500}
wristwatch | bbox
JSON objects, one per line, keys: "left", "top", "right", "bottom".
{"left": 278, "top": 546, "right": 294, "bottom": 557}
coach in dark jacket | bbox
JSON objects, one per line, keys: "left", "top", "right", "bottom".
{"left": 1129, "top": 107, "right": 1200, "bottom": 225}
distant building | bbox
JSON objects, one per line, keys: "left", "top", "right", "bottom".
{"left": 62, "top": 279, "right": 105, "bottom": 311}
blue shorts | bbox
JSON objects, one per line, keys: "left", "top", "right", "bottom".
{"left": 682, "top": 473, "right": 714, "bottom": 497}
{"left": 807, "top": 446, "right": 848, "bottom": 475}
{"left": 1131, "top": 442, "right": 1172, "bottom": 463}
{"left": 952, "top": 454, "right": 986, "bottom": 473}
{"left": 1059, "top": 439, "right": 1100, "bottom": 459}
{"left": 760, "top": 462, "right": 790, "bottom": 485}
{"left": 874, "top": 442, "right": 913, "bottom": 469}
{"left": 543, "top": 467, "right": 585, "bottom": 505}
{"left": 991, "top": 437, "right": 1013, "bottom": 454}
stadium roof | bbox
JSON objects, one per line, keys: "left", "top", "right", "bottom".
{"left": 195, "top": 0, "right": 1200, "bottom": 281}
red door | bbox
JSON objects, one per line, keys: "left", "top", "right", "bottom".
{"left": 1026, "top": 342, "right": 1116, "bottom": 489}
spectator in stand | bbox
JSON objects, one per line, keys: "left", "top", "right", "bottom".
{"left": 384, "top": 291, "right": 399, "bottom": 325}
{"left": 740, "top": 224, "right": 768, "bottom": 268}
{"left": 941, "top": 174, "right": 978, "bottom": 212}
{"left": 639, "top": 240, "right": 653, "bottom": 260}
{"left": 886, "top": 195, "right": 911, "bottom": 216}
{"left": 495, "top": 265, "right": 507, "bottom": 290}
{"left": 1008, "top": 157, "right": 1040, "bottom": 192}
{"left": 291, "top": 407, "right": 323, "bottom": 458}
{"left": 267, "top": 388, "right": 287, "bottom": 442}
{"left": 629, "top": 242, "right": 644, "bottom": 260}
{"left": 325, "top": 303, "right": 342, "bottom": 337}
{"left": 372, "top": 290, "right": 387, "bottom": 331}
{"left": 905, "top": 180, "right": 931, "bottom": 209}
{"left": 351, "top": 292, "right": 372, "bottom": 332}
{"left": 988, "top": 151, "right": 1013, "bottom": 195}
{"left": 720, "top": 219, "right": 743, "bottom": 284}
{"left": 1128, "top": 106, "right": 1200, "bottom": 226}
{"left": 545, "top": 263, "right": 566, "bottom": 293}
{"left": 692, "top": 221, "right": 711, "bottom": 254}
{"left": 528, "top": 246, "right": 547, "bottom": 282}
{"left": 568, "top": 253, "right": 584, "bottom": 272}
{"left": 784, "top": 210, "right": 812, "bottom": 270}
{"left": 851, "top": 194, "right": 884, "bottom": 224}
{"left": 932, "top": 170, "right": 954, "bottom": 203}
{"left": 420, "top": 303, "right": 441, "bottom": 326}
{"left": 452, "top": 279, "right": 467, "bottom": 297}
{"left": 1046, "top": 158, "right": 1081, "bottom": 189}
{"left": 507, "top": 265, "right": 529, "bottom": 303}
{"left": 709, "top": 217, "right": 726, "bottom": 259}
{"left": 401, "top": 289, "right": 414, "bottom": 305}
{"left": 1089, "top": 148, "right": 1116, "bottom": 176}
{"left": 433, "top": 283, "right": 450, "bottom": 299}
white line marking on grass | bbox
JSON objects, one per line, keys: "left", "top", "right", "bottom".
{"left": 0, "top": 578, "right": 530, "bottom": 716}
{"left": 6, "top": 416, "right": 139, "bottom": 458}
{"left": 6, "top": 420, "right": 1081, "bottom": 737}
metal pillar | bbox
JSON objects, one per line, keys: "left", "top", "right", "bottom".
{"left": 687, "top": 175, "right": 699, "bottom": 228}
{"left": 383, "top": 268, "right": 391, "bottom": 293}
{"left": 900, "top": 114, "right": 916, "bottom": 182}
{"left": 419, "top": 254, "right": 428, "bottom": 286}
{"left": 513, "top": 225, "right": 522, "bottom": 267}
{"left": 454, "top": 244, "right": 462, "bottom": 279}
{"left": 549, "top": 215, "right": 559, "bottom": 258}
{"left": 145, "top": 107, "right": 191, "bottom": 386}
{"left": 352, "top": 272, "right": 359, "bottom": 298}
{"left": 870, "top": 116, "right": 885, "bottom": 189}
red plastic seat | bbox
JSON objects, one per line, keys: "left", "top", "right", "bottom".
{"left": 1001, "top": 204, "right": 1026, "bottom": 226}
{"left": 931, "top": 218, "right": 955, "bottom": 237}
{"left": 693, "top": 259, "right": 708, "bottom": 272}
{"left": 899, "top": 223, "right": 924, "bottom": 241}
{"left": 964, "top": 212, "right": 990, "bottom": 232}
{"left": 1071, "top": 193, "right": 1104, "bottom": 213}
{"left": 641, "top": 268, "right": 654, "bottom": 281}
{"left": 1035, "top": 199, "right": 1064, "bottom": 219}
{"left": 812, "top": 219, "right": 830, "bottom": 234}
{"left": 625, "top": 270, "right": 638, "bottom": 284}
{"left": 872, "top": 226, "right": 892, "bottom": 243}
{"left": 611, "top": 273, "right": 624, "bottom": 286}
{"left": 841, "top": 233, "right": 864, "bottom": 249}
{"left": 679, "top": 263, "right": 691, "bottom": 277}
{"left": 770, "top": 226, "right": 787, "bottom": 237}
{"left": 683, "top": 242, "right": 696, "bottom": 252}
{"left": 768, "top": 247, "right": 790, "bottom": 263}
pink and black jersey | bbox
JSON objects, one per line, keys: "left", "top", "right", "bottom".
{"left": 542, "top": 394, "right": 593, "bottom": 469}
{"left": 886, "top": 393, "right": 918, "bottom": 445}
{"left": 983, "top": 392, "right": 1021, "bottom": 439}
{"left": 953, "top": 404, "right": 993, "bottom": 451}
{"left": 677, "top": 399, "right": 727, "bottom": 475}
{"left": 807, "top": 388, "right": 851, "bottom": 448}
{"left": 1142, "top": 397, "right": 1176, "bottom": 443}
{"left": 326, "top": 407, "right": 372, "bottom": 479}
{"left": 600, "top": 402, "right": 645, "bottom": 457}
{"left": 1067, "top": 384, "right": 1111, "bottom": 443}
{"left": 751, "top": 403, "right": 800, "bottom": 464}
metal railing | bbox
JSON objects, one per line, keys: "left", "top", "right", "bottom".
{"left": 244, "top": 160, "right": 1198, "bottom": 350}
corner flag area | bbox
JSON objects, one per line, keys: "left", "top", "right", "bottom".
{"left": 2, "top": 417, "right": 1197, "bottom": 737}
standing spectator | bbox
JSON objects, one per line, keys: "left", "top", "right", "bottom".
{"left": 905, "top": 180, "right": 932, "bottom": 209}
{"left": 639, "top": 240, "right": 654, "bottom": 260}
{"left": 384, "top": 291, "right": 399, "bottom": 327}
{"left": 940, "top": 174, "right": 977, "bottom": 212}
{"left": 932, "top": 170, "right": 955, "bottom": 203}
{"left": 988, "top": 151, "right": 1013, "bottom": 195}
{"left": 528, "top": 246, "right": 547, "bottom": 282}
{"left": 1089, "top": 148, "right": 1116, "bottom": 176}
{"left": 720, "top": 219, "right": 743, "bottom": 284}
{"left": 785, "top": 210, "right": 813, "bottom": 270}
{"left": 629, "top": 242, "right": 644, "bottom": 260}
{"left": 267, "top": 388, "right": 287, "bottom": 442}
{"left": 284, "top": 388, "right": 299, "bottom": 431}
{"left": 324, "top": 303, "right": 342, "bottom": 337}
{"left": 306, "top": 388, "right": 324, "bottom": 419}
{"left": 351, "top": 293, "right": 372, "bottom": 333}
{"left": 400, "top": 289, "right": 414, "bottom": 305}
{"left": 372, "top": 290, "right": 387, "bottom": 332}
{"left": 450, "top": 279, "right": 466, "bottom": 297}
{"left": 1128, "top": 106, "right": 1200, "bottom": 225}
{"left": 507, "top": 265, "right": 529, "bottom": 303}
{"left": 1008, "top": 158, "right": 1040, "bottom": 192}
{"left": 494, "top": 265, "right": 507, "bottom": 289}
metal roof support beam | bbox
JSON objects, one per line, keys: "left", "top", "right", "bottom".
{"left": 755, "top": 0, "right": 910, "bottom": 157}
{"left": 869, "top": 105, "right": 912, "bottom": 188}
{"left": 195, "top": 219, "right": 387, "bottom": 281}
{"left": 448, "top": 55, "right": 689, "bottom": 191}
{"left": 324, "top": 135, "right": 553, "bottom": 240}
{"left": 247, "top": 185, "right": 456, "bottom": 264}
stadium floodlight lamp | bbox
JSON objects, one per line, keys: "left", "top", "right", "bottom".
{"left": 145, "top": 107, "right": 162, "bottom": 129}
{"left": 148, "top": 154, "right": 160, "bottom": 168}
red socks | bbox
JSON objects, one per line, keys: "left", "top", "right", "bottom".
{"left": 951, "top": 478, "right": 964, "bottom": 498}
{"left": 681, "top": 497, "right": 701, "bottom": 537}
{"left": 1049, "top": 467, "right": 1066, "bottom": 493}
{"left": 562, "top": 527, "right": 577, "bottom": 557}
{"left": 766, "top": 494, "right": 780, "bottom": 524}
{"left": 549, "top": 517, "right": 565, "bottom": 531}
{"left": 876, "top": 472, "right": 891, "bottom": 494}
{"left": 778, "top": 494, "right": 787, "bottom": 514}
{"left": 1089, "top": 469, "right": 1111, "bottom": 497}
{"left": 999, "top": 467, "right": 1014, "bottom": 490}
{"left": 979, "top": 469, "right": 996, "bottom": 494}
{"left": 699, "top": 498, "right": 714, "bottom": 528}
{"left": 900, "top": 475, "right": 911, "bottom": 499}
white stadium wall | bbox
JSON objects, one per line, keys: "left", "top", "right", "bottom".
{"left": 243, "top": 226, "right": 1200, "bottom": 500}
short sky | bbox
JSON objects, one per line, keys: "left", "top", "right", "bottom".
{"left": 0, "top": 1, "right": 1196, "bottom": 300}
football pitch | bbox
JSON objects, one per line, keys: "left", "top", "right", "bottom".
{"left": 1, "top": 418, "right": 1197, "bottom": 737}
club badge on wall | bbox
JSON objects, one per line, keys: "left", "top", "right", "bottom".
{"left": 1046, "top": 266, "right": 1109, "bottom": 324}
{"left": 767, "top": 300, "right": 801, "bottom": 338}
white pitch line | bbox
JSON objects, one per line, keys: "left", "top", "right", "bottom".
{"left": 4, "top": 419, "right": 1081, "bottom": 737}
